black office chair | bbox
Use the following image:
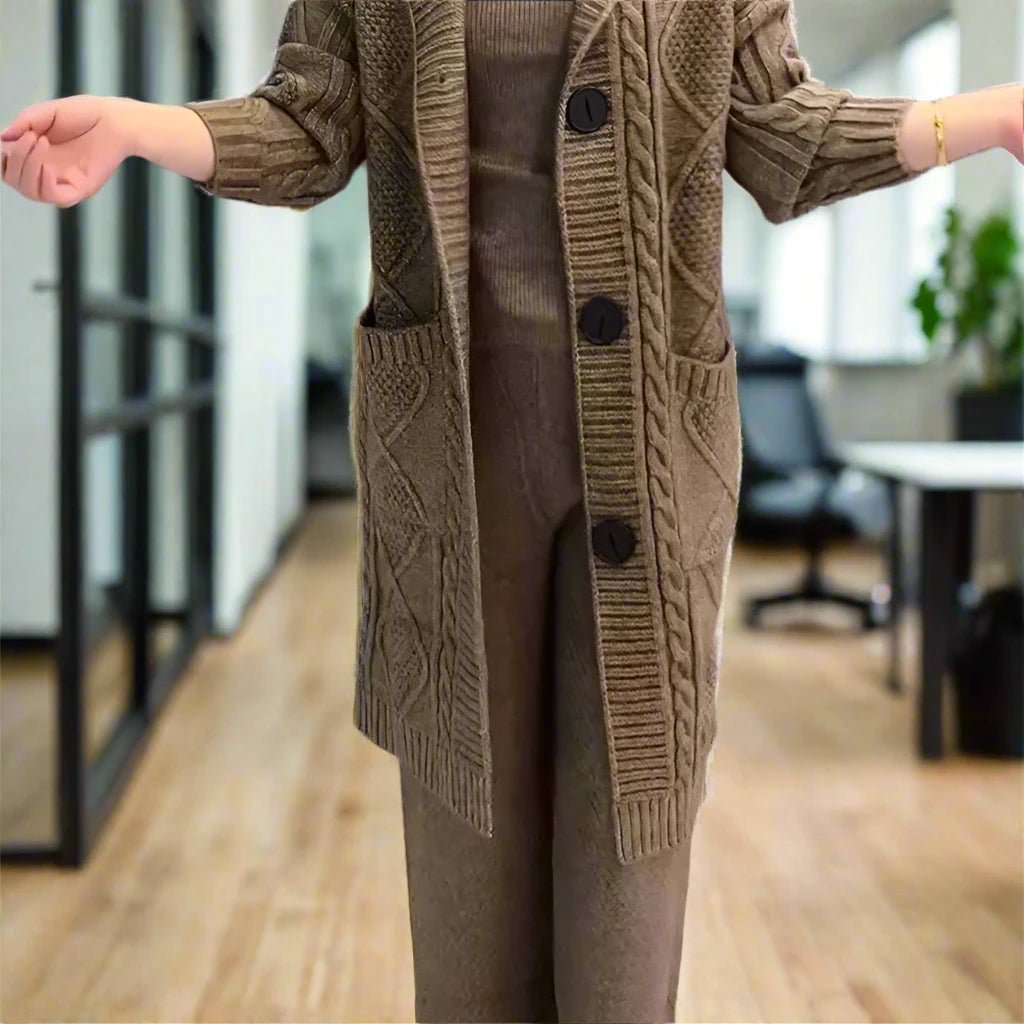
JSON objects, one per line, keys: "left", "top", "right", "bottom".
{"left": 736, "top": 342, "right": 888, "bottom": 631}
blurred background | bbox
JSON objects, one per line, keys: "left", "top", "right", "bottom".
{"left": 1, "top": 1, "right": 1022, "bottom": 1022}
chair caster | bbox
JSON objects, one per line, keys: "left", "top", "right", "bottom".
{"left": 863, "top": 600, "right": 889, "bottom": 631}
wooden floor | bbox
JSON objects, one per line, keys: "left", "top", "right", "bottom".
{"left": 2, "top": 621, "right": 185, "bottom": 845}
{"left": 3, "top": 501, "right": 1021, "bottom": 1023}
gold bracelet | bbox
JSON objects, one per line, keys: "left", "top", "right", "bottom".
{"left": 933, "top": 101, "right": 948, "bottom": 166}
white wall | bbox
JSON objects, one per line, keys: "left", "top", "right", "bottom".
{"left": 0, "top": 0, "right": 59, "bottom": 635}
{"left": 212, "top": 0, "right": 310, "bottom": 632}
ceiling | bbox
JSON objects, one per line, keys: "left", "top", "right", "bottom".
{"left": 791, "top": 0, "right": 951, "bottom": 77}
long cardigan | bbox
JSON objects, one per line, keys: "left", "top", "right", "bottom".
{"left": 189, "top": 0, "right": 918, "bottom": 865}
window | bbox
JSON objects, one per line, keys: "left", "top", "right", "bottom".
{"left": 830, "top": 18, "right": 960, "bottom": 363}
{"left": 830, "top": 52, "right": 906, "bottom": 362}
{"left": 760, "top": 208, "right": 834, "bottom": 359}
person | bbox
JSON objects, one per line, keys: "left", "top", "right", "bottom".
{"left": 3, "top": 2, "right": 1021, "bottom": 1021}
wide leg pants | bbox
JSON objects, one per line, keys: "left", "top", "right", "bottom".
{"left": 400, "top": 337, "right": 694, "bottom": 1024}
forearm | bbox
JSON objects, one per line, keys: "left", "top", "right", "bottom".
{"left": 119, "top": 99, "right": 215, "bottom": 183}
{"left": 898, "top": 84, "right": 1024, "bottom": 171}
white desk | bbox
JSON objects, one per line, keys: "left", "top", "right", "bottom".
{"left": 840, "top": 442, "right": 1024, "bottom": 492}
{"left": 840, "top": 442, "right": 1024, "bottom": 758}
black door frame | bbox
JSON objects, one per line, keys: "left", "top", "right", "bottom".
{"left": 2, "top": 0, "right": 219, "bottom": 866}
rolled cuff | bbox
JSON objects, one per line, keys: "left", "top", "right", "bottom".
{"left": 795, "top": 92, "right": 922, "bottom": 217}
{"left": 185, "top": 96, "right": 273, "bottom": 203}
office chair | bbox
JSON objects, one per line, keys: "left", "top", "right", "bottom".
{"left": 736, "top": 343, "right": 888, "bottom": 631}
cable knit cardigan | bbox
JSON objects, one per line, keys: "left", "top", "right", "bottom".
{"left": 188, "top": 0, "right": 918, "bottom": 864}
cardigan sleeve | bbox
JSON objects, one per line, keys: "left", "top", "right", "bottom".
{"left": 185, "top": 0, "right": 364, "bottom": 208}
{"left": 726, "top": 0, "right": 921, "bottom": 225}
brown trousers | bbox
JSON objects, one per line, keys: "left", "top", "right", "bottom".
{"left": 400, "top": 342, "right": 694, "bottom": 1024}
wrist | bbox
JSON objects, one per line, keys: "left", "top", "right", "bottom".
{"left": 997, "top": 83, "right": 1024, "bottom": 154}
{"left": 110, "top": 97, "right": 150, "bottom": 161}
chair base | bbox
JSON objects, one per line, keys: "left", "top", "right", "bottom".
{"left": 744, "top": 567, "right": 888, "bottom": 632}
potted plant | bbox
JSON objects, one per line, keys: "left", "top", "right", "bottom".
{"left": 911, "top": 208, "right": 1024, "bottom": 441}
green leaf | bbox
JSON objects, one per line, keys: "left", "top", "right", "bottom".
{"left": 911, "top": 280, "right": 943, "bottom": 341}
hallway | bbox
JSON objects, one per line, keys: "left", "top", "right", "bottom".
{"left": 4, "top": 502, "right": 1021, "bottom": 1023}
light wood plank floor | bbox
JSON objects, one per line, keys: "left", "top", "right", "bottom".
{"left": 3, "top": 501, "right": 1021, "bottom": 1023}
{"left": 2, "top": 620, "right": 187, "bottom": 846}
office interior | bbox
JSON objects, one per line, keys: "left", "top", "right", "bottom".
{"left": 1, "top": 0, "right": 1022, "bottom": 1021}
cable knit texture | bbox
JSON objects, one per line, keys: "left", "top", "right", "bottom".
{"left": 191, "top": 0, "right": 920, "bottom": 864}
{"left": 187, "top": 1, "right": 364, "bottom": 205}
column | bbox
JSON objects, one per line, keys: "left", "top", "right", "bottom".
{"left": 952, "top": 0, "right": 1023, "bottom": 584}
{"left": 953, "top": 0, "right": 1022, "bottom": 217}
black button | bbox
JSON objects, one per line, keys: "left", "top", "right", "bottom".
{"left": 567, "top": 87, "right": 609, "bottom": 133}
{"left": 580, "top": 296, "right": 624, "bottom": 346}
{"left": 592, "top": 519, "right": 636, "bottom": 565}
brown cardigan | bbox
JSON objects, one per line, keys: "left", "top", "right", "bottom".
{"left": 188, "top": 0, "right": 919, "bottom": 864}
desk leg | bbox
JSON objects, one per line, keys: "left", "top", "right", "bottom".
{"left": 918, "top": 489, "right": 974, "bottom": 759}
{"left": 886, "top": 479, "right": 905, "bottom": 694}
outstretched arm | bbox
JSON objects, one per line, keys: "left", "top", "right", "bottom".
{"left": 727, "top": 0, "right": 1023, "bottom": 224}
{"left": 1, "top": 0, "right": 362, "bottom": 210}
{"left": 1, "top": 97, "right": 217, "bottom": 206}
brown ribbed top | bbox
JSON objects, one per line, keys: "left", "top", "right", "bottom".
{"left": 466, "top": 1, "right": 574, "bottom": 349}
{"left": 464, "top": 2, "right": 582, "bottom": 530}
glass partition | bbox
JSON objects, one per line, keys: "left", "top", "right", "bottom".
{"left": 1, "top": 0, "right": 218, "bottom": 865}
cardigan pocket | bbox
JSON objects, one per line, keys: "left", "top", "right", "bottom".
{"left": 665, "top": 335, "right": 741, "bottom": 571}
{"left": 664, "top": 327, "right": 740, "bottom": 801}
{"left": 351, "top": 309, "right": 457, "bottom": 730}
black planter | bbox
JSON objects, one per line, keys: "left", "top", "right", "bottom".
{"left": 955, "top": 384, "right": 1024, "bottom": 441}
{"left": 953, "top": 586, "right": 1024, "bottom": 758}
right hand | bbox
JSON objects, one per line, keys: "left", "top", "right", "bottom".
{"left": 1, "top": 95, "right": 136, "bottom": 208}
